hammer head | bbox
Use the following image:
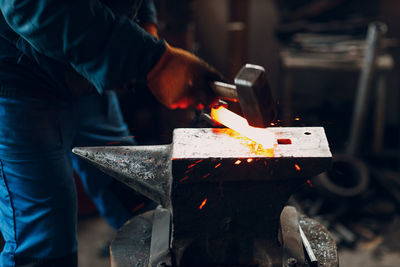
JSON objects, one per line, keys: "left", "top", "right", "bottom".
{"left": 235, "top": 64, "right": 277, "bottom": 128}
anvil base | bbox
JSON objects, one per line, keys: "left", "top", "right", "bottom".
{"left": 110, "top": 211, "right": 338, "bottom": 267}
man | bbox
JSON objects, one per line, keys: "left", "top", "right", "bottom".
{"left": 0, "top": 0, "right": 220, "bottom": 266}
{"left": 70, "top": 0, "right": 158, "bottom": 234}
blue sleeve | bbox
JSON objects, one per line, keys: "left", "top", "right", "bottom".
{"left": 136, "top": 0, "right": 158, "bottom": 25}
{"left": 0, "top": 0, "right": 165, "bottom": 93}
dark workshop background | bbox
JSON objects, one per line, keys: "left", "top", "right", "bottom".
{"left": 1, "top": 1, "right": 400, "bottom": 266}
{"left": 117, "top": 1, "right": 400, "bottom": 266}
{"left": 122, "top": 0, "right": 400, "bottom": 151}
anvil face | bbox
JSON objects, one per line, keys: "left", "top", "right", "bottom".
{"left": 171, "top": 127, "right": 331, "bottom": 184}
{"left": 172, "top": 127, "right": 330, "bottom": 159}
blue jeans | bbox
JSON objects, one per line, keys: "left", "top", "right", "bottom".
{"left": 0, "top": 91, "right": 135, "bottom": 266}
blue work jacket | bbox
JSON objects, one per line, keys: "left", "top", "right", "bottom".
{"left": 0, "top": 0, "right": 165, "bottom": 97}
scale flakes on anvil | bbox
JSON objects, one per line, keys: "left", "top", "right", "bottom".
{"left": 72, "top": 127, "right": 334, "bottom": 267}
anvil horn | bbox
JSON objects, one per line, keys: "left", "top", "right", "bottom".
{"left": 72, "top": 145, "right": 172, "bottom": 207}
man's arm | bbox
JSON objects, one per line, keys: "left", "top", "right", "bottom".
{"left": 0, "top": 0, "right": 165, "bottom": 93}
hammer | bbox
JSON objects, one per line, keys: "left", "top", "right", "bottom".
{"left": 211, "top": 64, "right": 277, "bottom": 128}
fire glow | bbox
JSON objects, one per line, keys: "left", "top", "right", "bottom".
{"left": 211, "top": 106, "right": 274, "bottom": 149}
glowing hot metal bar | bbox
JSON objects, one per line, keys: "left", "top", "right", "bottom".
{"left": 211, "top": 106, "right": 274, "bottom": 148}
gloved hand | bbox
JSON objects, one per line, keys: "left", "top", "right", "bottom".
{"left": 147, "top": 43, "right": 221, "bottom": 109}
{"left": 141, "top": 22, "right": 159, "bottom": 39}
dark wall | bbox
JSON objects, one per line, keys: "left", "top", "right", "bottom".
{"left": 190, "top": 0, "right": 400, "bottom": 151}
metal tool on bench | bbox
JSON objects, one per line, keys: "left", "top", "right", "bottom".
{"left": 211, "top": 64, "right": 277, "bottom": 128}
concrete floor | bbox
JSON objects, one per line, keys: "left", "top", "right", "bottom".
{"left": 78, "top": 216, "right": 114, "bottom": 267}
{"left": 340, "top": 248, "right": 400, "bottom": 267}
{"left": 77, "top": 216, "right": 400, "bottom": 267}
{"left": 339, "top": 219, "right": 400, "bottom": 267}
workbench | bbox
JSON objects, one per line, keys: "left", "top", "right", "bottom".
{"left": 280, "top": 48, "right": 394, "bottom": 152}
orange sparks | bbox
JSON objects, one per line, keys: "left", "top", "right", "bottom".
{"left": 187, "top": 163, "right": 197, "bottom": 169}
{"left": 214, "top": 163, "right": 221, "bottom": 168}
{"left": 202, "top": 173, "right": 210, "bottom": 179}
{"left": 187, "top": 160, "right": 203, "bottom": 169}
{"left": 106, "top": 141, "right": 121, "bottom": 145}
{"left": 294, "top": 117, "right": 300, "bottom": 121}
{"left": 294, "top": 164, "right": 301, "bottom": 171}
{"left": 179, "top": 176, "right": 189, "bottom": 183}
{"left": 270, "top": 122, "right": 275, "bottom": 126}
{"left": 185, "top": 168, "right": 193, "bottom": 174}
{"left": 132, "top": 203, "right": 145, "bottom": 213}
{"left": 247, "top": 158, "right": 253, "bottom": 163}
{"left": 199, "top": 198, "right": 207, "bottom": 210}
{"left": 234, "top": 160, "right": 242, "bottom": 165}
{"left": 307, "top": 179, "right": 313, "bottom": 187}
{"left": 210, "top": 106, "right": 274, "bottom": 148}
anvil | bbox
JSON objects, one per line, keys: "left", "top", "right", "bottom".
{"left": 73, "top": 127, "right": 333, "bottom": 267}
